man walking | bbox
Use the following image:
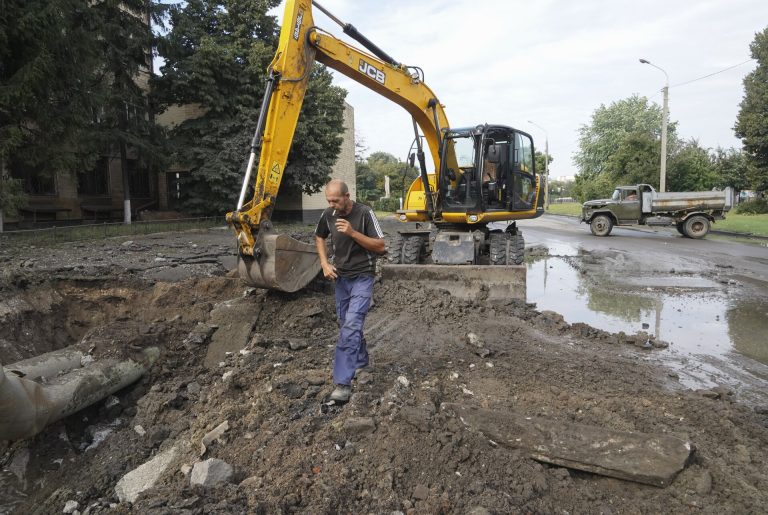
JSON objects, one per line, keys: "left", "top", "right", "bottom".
{"left": 315, "top": 179, "right": 385, "bottom": 402}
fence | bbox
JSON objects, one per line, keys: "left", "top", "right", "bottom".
{"left": 0, "top": 217, "right": 223, "bottom": 246}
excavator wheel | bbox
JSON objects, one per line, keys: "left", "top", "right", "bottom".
{"left": 402, "top": 235, "right": 423, "bottom": 264}
{"left": 489, "top": 231, "right": 525, "bottom": 265}
{"left": 489, "top": 233, "right": 507, "bottom": 265}
{"left": 387, "top": 232, "right": 404, "bottom": 264}
{"left": 507, "top": 231, "right": 525, "bottom": 265}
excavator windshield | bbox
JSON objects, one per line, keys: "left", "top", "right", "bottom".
{"left": 441, "top": 129, "right": 481, "bottom": 210}
{"left": 439, "top": 126, "right": 537, "bottom": 214}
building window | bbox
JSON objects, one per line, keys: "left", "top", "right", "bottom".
{"left": 10, "top": 160, "right": 56, "bottom": 196}
{"left": 78, "top": 157, "right": 110, "bottom": 196}
{"left": 127, "top": 159, "right": 150, "bottom": 198}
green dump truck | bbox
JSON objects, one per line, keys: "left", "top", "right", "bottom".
{"left": 581, "top": 184, "right": 733, "bottom": 239}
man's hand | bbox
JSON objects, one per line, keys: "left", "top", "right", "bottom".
{"left": 321, "top": 261, "right": 338, "bottom": 280}
{"left": 335, "top": 218, "right": 355, "bottom": 237}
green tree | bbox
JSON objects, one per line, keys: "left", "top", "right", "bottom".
{"left": 735, "top": 26, "right": 768, "bottom": 192}
{"left": 574, "top": 95, "right": 678, "bottom": 177}
{"left": 534, "top": 150, "right": 553, "bottom": 177}
{"left": 91, "top": 0, "right": 167, "bottom": 222}
{"left": 713, "top": 147, "right": 750, "bottom": 194}
{"left": 372, "top": 151, "right": 418, "bottom": 199}
{"left": 153, "top": 0, "right": 347, "bottom": 215}
{"left": 0, "top": 174, "right": 25, "bottom": 232}
{"left": 355, "top": 160, "right": 378, "bottom": 201}
{"left": 354, "top": 151, "right": 418, "bottom": 203}
{"left": 667, "top": 140, "right": 718, "bottom": 192}
{"left": 549, "top": 178, "right": 574, "bottom": 200}
{"left": 604, "top": 131, "right": 660, "bottom": 187}
{"left": 572, "top": 173, "right": 616, "bottom": 202}
{"left": 0, "top": 0, "right": 103, "bottom": 176}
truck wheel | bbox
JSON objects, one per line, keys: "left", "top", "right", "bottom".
{"left": 590, "top": 215, "right": 613, "bottom": 236}
{"left": 402, "top": 235, "right": 423, "bottom": 264}
{"left": 675, "top": 222, "right": 685, "bottom": 235}
{"left": 387, "top": 233, "right": 404, "bottom": 264}
{"left": 683, "top": 215, "right": 710, "bottom": 239}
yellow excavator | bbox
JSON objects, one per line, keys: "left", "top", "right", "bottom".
{"left": 226, "top": 0, "right": 544, "bottom": 293}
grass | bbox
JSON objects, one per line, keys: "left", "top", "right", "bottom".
{"left": 546, "top": 202, "right": 582, "bottom": 216}
{"left": 545, "top": 201, "right": 768, "bottom": 237}
{"left": 716, "top": 213, "right": 768, "bottom": 236}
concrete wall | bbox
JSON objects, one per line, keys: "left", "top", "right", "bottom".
{"left": 275, "top": 102, "right": 356, "bottom": 224}
{"left": 155, "top": 104, "right": 207, "bottom": 129}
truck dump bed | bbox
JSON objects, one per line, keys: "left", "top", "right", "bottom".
{"left": 643, "top": 190, "right": 732, "bottom": 214}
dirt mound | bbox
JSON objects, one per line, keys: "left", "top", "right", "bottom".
{"left": 1, "top": 230, "right": 768, "bottom": 514}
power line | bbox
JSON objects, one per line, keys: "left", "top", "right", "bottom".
{"left": 670, "top": 59, "right": 755, "bottom": 88}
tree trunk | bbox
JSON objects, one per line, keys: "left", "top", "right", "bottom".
{"left": 119, "top": 106, "right": 131, "bottom": 225}
{"left": 0, "top": 210, "right": 4, "bottom": 233}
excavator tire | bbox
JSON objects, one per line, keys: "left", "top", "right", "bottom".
{"left": 489, "top": 233, "right": 507, "bottom": 265}
{"left": 402, "top": 235, "right": 423, "bottom": 265}
{"left": 387, "top": 232, "right": 404, "bottom": 264}
{"left": 490, "top": 232, "right": 525, "bottom": 265}
{"left": 508, "top": 231, "right": 525, "bottom": 265}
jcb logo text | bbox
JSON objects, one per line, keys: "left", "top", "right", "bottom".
{"left": 358, "top": 59, "right": 385, "bottom": 85}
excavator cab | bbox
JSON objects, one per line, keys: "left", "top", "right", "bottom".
{"left": 438, "top": 125, "right": 538, "bottom": 219}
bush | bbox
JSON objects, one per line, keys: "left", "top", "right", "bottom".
{"left": 735, "top": 198, "right": 768, "bottom": 215}
{"left": 375, "top": 197, "right": 401, "bottom": 212}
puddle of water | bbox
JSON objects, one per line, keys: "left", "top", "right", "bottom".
{"left": 527, "top": 256, "right": 768, "bottom": 367}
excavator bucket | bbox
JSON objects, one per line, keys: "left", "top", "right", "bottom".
{"left": 238, "top": 234, "right": 321, "bottom": 292}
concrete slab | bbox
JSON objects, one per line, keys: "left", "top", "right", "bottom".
{"left": 445, "top": 403, "right": 693, "bottom": 487}
{"left": 203, "top": 299, "right": 261, "bottom": 368}
{"left": 115, "top": 446, "right": 179, "bottom": 503}
{"left": 381, "top": 264, "right": 526, "bottom": 301}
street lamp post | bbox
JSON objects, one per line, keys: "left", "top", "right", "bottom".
{"left": 527, "top": 120, "right": 549, "bottom": 209}
{"left": 639, "top": 58, "right": 669, "bottom": 192}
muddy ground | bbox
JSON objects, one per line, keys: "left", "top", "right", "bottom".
{"left": 1, "top": 225, "right": 768, "bottom": 514}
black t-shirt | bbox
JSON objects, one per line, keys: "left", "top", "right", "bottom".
{"left": 315, "top": 202, "right": 384, "bottom": 277}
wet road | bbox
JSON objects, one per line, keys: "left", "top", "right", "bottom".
{"left": 517, "top": 214, "right": 768, "bottom": 399}
{"left": 519, "top": 215, "right": 768, "bottom": 282}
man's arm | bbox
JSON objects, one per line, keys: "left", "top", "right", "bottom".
{"left": 315, "top": 235, "right": 338, "bottom": 279}
{"left": 334, "top": 218, "right": 386, "bottom": 255}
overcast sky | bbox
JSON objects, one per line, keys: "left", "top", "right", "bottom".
{"left": 275, "top": 0, "right": 767, "bottom": 178}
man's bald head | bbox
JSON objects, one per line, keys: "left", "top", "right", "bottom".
{"left": 325, "top": 179, "right": 352, "bottom": 215}
{"left": 325, "top": 179, "right": 349, "bottom": 196}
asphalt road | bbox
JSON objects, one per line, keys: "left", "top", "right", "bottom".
{"left": 517, "top": 214, "right": 768, "bottom": 289}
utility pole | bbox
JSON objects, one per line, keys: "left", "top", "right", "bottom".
{"left": 640, "top": 58, "right": 669, "bottom": 192}
{"left": 528, "top": 120, "right": 549, "bottom": 209}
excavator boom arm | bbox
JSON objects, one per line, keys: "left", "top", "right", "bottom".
{"left": 227, "top": 0, "right": 455, "bottom": 260}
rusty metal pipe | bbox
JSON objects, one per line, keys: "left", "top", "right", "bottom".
{"left": 0, "top": 348, "right": 159, "bottom": 442}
